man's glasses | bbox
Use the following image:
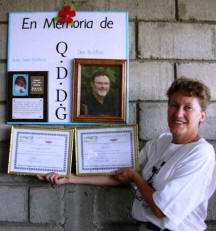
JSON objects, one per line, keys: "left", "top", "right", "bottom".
{"left": 94, "top": 81, "right": 109, "bottom": 86}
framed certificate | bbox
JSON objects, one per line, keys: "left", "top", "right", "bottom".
{"left": 75, "top": 125, "right": 139, "bottom": 176}
{"left": 8, "top": 126, "right": 73, "bottom": 176}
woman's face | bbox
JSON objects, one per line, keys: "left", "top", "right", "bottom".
{"left": 168, "top": 91, "right": 206, "bottom": 144}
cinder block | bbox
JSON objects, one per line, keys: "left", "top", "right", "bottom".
{"left": 0, "top": 63, "right": 6, "bottom": 101}
{"left": 0, "top": 0, "right": 107, "bottom": 21}
{"left": 0, "top": 124, "right": 11, "bottom": 142}
{"left": 129, "top": 22, "right": 135, "bottom": 60}
{"left": 0, "top": 225, "right": 64, "bottom": 231}
{"left": 138, "top": 22, "right": 216, "bottom": 60}
{"left": 206, "top": 223, "right": 216, "bottom": 231}
{"left": 109, "top": 0, "right": 175, "bottom": 20}
{"left": 0, "top": 186, "right": 28, "bottom": 222}
{"left": 64, "top": 0, "right": 107, "bottom": 11}
{"left": 178, "top": 0, "right": 216, "bottom": 21}
{"left": 0, "top": 0, "right": 64, "bottom": 21}
{"left": 0, "top": 104, "right": 11, "bottom": 142}
{"left": 98, "top": 224, "right": 138, "bottom": 231}
{"left": 64, "top": 184, "right": 96, "bottom": 231}
{"left": 129, "top": 102, "right": 137, "bottom": 124}
{"left": 129, "top": 61, "right": 174, "bottom": 100}
{"left": 94, "top": 186, "right": 134, "bottom": 224}
{"left": 177, "top": 63, "right": 216, "bottom": 100}
{"left": 30, "top": 186, "right": 65, "bottom": 224}
{"left": 0, "top": 104, "right": 6, "bottom": 123}
{"left": 200, "top": 103, "right": 216, "bottom": 140}
{"left": 0, "top": 24, "right": 7, "bottom": 60}
{"left": 207, "top": 190, "right": 216, "bottom": 220}
{"left": 0, "top": 174, "right": 38, "bottom": 184}
{"left": 0, "top": 141, "right": 10, "bottom": 173}
{"left": 139, "top": 102, "right": 169, "bottom": 141}
{"left": 206, "top": 142, "right": 216, "bottom": 221}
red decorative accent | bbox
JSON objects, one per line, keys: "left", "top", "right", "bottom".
{"left": 110, "top": 139, "right": 118, "bottom": 142}
{"left": 58, "top": 5, "right": 76, "bottom": 23}
{"left": 54, "top": 4, "right": 76, "bottom": 25}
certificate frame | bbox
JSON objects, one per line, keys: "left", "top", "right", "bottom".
{"left": 8, "top": 126, "right": 73, "bottom": 177}
{"left": 75, "top": 124, "right": 139, "bottom": 176}
{"left": 72, "top": 58, "right": 127, "bottom": 123}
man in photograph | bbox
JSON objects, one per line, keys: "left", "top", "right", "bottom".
{"left": 81, "top": 71, "right": 118, "bottom": 116}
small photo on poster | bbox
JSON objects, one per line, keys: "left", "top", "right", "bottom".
{"left": 8, "top": 71, "right": 48, "bottom": 123}
{"left": 12, "top": 74, "right": 28, "bottom": 96}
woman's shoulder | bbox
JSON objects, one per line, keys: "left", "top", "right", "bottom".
{"left": 153, "top": 132, "right": 172, "bottom": 146}
{"left": 191, "top": 137, "right": 214, "bottom": 152}
{"left": 182, "top": 137, "right": 216, "bottom": 165}
{"left": 157, "top": 132, "right": 172, "bottom": 141}
{"left": 143, "top": 132, "right": 172, "bottom": 155}
{"left": 194, "top": 138, "right": 215, "bottom": 156}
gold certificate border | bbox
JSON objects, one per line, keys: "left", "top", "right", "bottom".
{"left": 8, "top": 125, "right": 73, "bottom": 177}
{"left": 75, "top": 124, "right": 139, "bottom": 176}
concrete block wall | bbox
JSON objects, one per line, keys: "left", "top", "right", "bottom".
{"left": 0, "top": 0, "right": 216, "bottom": 230}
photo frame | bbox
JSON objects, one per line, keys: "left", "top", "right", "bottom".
{"left": 12, "top": 74, "right": 28, "bottom": 96}
{"left": 8, "top": 126, "right": 73, "bottom": 177}
{"left": 75, "top": 124, "right": 139, "bottom": 176}
{"left": 7, "top": 71, "right": 48, "bottom": 122}
{"left": 72, "top": 58, "right": 127, "bottom": 123}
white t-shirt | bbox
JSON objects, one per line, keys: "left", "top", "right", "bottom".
{"left": 15, "top": 84, "right": 25, "bottom": 93}
{"left": 132, "top": 133, "right": 216, "bottom": 231}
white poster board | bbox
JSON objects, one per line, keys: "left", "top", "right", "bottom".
{"left": 7, "top": 11, "right": 129, "bottom": 124}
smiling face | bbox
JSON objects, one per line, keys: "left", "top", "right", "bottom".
{"left": 168, "top": 91, "right": 206, "bottom": 144}
{"left": 91, "top": 75, "right": 110, "bottom": 98}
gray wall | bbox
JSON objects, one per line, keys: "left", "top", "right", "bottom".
{"left": 0, "top": 0, "right": 216, "bottom": 230}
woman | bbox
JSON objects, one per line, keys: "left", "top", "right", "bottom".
{"left": 37, "top": 77, "right": 216, "bottom": 231}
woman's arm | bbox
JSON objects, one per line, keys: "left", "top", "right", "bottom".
{"left": 37, "top": 172, "right": 121, "bottom": 186}
{"left": 113, "top": 168, "right": 165, "bottom": 218}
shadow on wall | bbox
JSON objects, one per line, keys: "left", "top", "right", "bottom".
{"left": 0, "top": 141, "right": 10, "bottom": 173}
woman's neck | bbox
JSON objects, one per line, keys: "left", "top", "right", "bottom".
{"left": 172, "top": 134, "right": 201, "bottom": 144}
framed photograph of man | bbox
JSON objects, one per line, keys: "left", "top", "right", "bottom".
{"left": 72, "top": 58, "right": 127, "bottom": 123}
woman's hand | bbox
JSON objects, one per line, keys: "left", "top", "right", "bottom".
{"left": 36, "top": 172, "right": 70, "bottom": 185}
{"left": 112, "top": 168, "right": 137, "bottom": 183}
